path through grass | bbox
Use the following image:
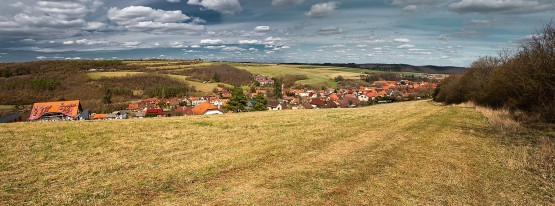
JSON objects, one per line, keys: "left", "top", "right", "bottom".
{"left": 0, "top": 101, "right": 552, "bottom": 205}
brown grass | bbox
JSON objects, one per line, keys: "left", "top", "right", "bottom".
{"left": 0, "top": 101, "right": 553, "bottom": 205}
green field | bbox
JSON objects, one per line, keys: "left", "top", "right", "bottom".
{"left": 87, "top": 62, "right": 380, "bottom": 92}
{"left": 87, "top": 62, "right": 416, "bottom": 90}
{"left": 233, "top": 64, "right": 369, "bottom": 88}
{"left": 167, "top": 74, "right": 233, "bottom": 93}
{"left": 1, "top": 101, "right": 553, "bottom": 205}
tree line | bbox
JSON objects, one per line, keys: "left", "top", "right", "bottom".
{"left": 434, "top": 23, "right": 555, "bottom": 122}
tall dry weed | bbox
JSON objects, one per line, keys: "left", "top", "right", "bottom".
{"left": 457, "top": 102, "right": 521, "bottom": 133}
{"left": 534, "top": 137, "right": 555, "bottom": 181}
{"left": 474, "top": 106, "right": 521, "bottom": 133}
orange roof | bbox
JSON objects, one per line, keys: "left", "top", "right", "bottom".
{"left": 329, "top": 93, "right": 340, "bottom": 101}
{"left": 29, "top": 100, "right": 81, "bottom": 120}
{"left": 377, "top": 90, "right": 388, "bottom": 96}
{"left": 192, "top": 101, "right": 219, "bottom": 115}
{"left": 92, "top": 114, "right": 107, "bottom": 119}
{"left": 127, "top": 103, "right": 139, "bottom": 110}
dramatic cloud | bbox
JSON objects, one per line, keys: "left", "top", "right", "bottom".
{"left": 187, "top": 0, "right": 242, "bottom": 15}
{"left": 254, "top": 26, "right": 270, "bottom": 32}
{"left": 272, "top": 0, "right": 304, "bottom": 6}
{"left": 0, "top": 0, "right": 552, "bottom": 66}
{"left": 107, "top": 6, "right": 204, "bottom": 33}
{"left": 0, "top": 0, "right": 102, "bottom": 36}
{"left": 306, "top": 2, "right": 339, "bottom": 18}
{"left": 200, "top": 39, "right": 224, "bottom": 44}
{"left": 449, "top": 0, "right": 555, "bottom": 14}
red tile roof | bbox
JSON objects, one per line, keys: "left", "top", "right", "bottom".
{"left": 29, "top": 100, "right": 82, "bottom": 120}
{"left": 192, "top": 101, "right": 220, "bottom": 115}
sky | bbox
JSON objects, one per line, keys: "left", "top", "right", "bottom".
{"left": 0, "top": 0, "right": 553, "bottom": 66}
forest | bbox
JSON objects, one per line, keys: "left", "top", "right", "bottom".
{"left": 433, "top": 23, "right": 555, "bottom": 123}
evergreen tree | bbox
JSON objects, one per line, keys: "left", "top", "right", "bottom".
{"left": 102, "top": 94, "right": 112, "bottom": 104}
{"left": 252, "top": 93, "right": 268, "bottom": 111}
{"left": 273, "top": 78, "right": 283, "bottom": 99}
{"left": 225, "top": 87, "right": 248, "bottom": 112}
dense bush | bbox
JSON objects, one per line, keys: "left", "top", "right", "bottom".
{"left": 0, "top": 60, "right": 137, "bottom": 78}
{"left": 434, "top": 23, "right": 555, "bottom": 122}
{"left": 277, "top": 74, "right": 308, "bottom": 87}
{"left": 98, "top": 74, "right": 188, "bottom": 90}
{"left": 145, "top": 87, "right": 190, "bottom": 98}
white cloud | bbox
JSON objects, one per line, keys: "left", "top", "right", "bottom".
{"left": 318, "top": 26, "right": 343, "bottom": 35}
{"left": 187, "top": 0, "right": 242, "bottom": 15}
{"left": 239, "top": 40, "right": 261, "bottom": 44}
{"left": 36, "top": 56, "right": 47, "bottom": 60}
{"left": 200, "top": 39, "right": 224, "bottom": 44}
{"left": 63, "top": 40, "right": 74, "bottom": 45}
{"left": 107, "top": 6, "right": 204, "bottom": 33}
{"left": 254, "top": 26, "right": 270, "bottom": 32}
{"left": 402, "top": 5, "right": 418, "bottom": 12}
{"left": 272, "top": 0, "right": 304, "bottom": 6}
{"left": 191, "top": 45, "right": 201, "bottom": 48}
{"left": 0, "top": 0, "right": 103, "bottom": 37}
{"left": 167, "top": 0, "right": 181, "bottom": 2}
{"left": 397, "top": 44, "right": 415, "bottom": 49}
{"left": 85, "top": 22, "right": 106, "bottom": 30}
{"left": 393, "top": 38, "right": 411, "bottom": 43}
{"left": 392, "top": 0, "right": 445, "bottom": 6}
{"left": 123, "top": 41, "right": 141, "bottom": 47}
{"left": 108, "top": 6, "right": 190, "bottom": 24}
{"left": 391, "top": 0, "right": 444, "bottom": 11}
{"left": 448, "top": 0, "right": 555, "bottom": 14}
{"left": 306, "top": 2, "right": 339, "bottom": 18}
{"left": 222, "top": 46, "right": 245, "bottom": 51}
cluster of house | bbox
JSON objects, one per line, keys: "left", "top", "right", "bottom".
{"left": 275, "top": 80, "right": 436, "bottom": 110}
{"left": 0, "top": 79, "right": 436, "bottom": 123}
{"left": 253, "top": 74, "right": 274, "bottom": 85}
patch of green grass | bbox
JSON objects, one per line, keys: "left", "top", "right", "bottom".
{"left": 0, "top": 101, "right": 552, "bottom": 205}
{"left": 0, "top": 105, "right": 15, "bottom": 110}
{"left": 166, "top": 74, "right": 232, "bottom": 94}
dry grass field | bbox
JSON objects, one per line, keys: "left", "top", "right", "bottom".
{"left": 1, "top": 101, "right": 553, "bottom": 205}
{"left": 87, "top": 72, "right": 146, "bottom": 80}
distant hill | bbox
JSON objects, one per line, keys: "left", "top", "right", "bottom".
{"left": 359, "top": 64, "right": 467, "bottom": 74}
{"left": 280, "top": 63, "right": 467, "bottom": 74}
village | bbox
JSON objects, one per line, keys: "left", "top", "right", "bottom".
{"left": 0, "top": 74, "right": 437, "bottom": 123}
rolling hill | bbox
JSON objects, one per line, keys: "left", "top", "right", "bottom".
{"left": 0, "top": 101, "right": 552, "bottom": 205}
{"left": 281, "top": 63, "right": 467, "bottom": 74}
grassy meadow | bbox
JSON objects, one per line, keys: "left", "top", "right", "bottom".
{"left": 233, "top": 64, "right": 368, "bottom": 88}
{"left": 85, "top": 61, "right": 378, "bottom": 93}
{"left": 87, "top": 72, "right": 146, "bottom": 80}
{"left": 1, "top": 101, "right": 553, "bottom": 205}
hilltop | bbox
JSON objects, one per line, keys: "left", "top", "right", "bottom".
{"left": 0, "top": 101, "right": 552, "bottom": 205}
{"left": 280, "top": 63, "right": 467, "bottom": 74}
